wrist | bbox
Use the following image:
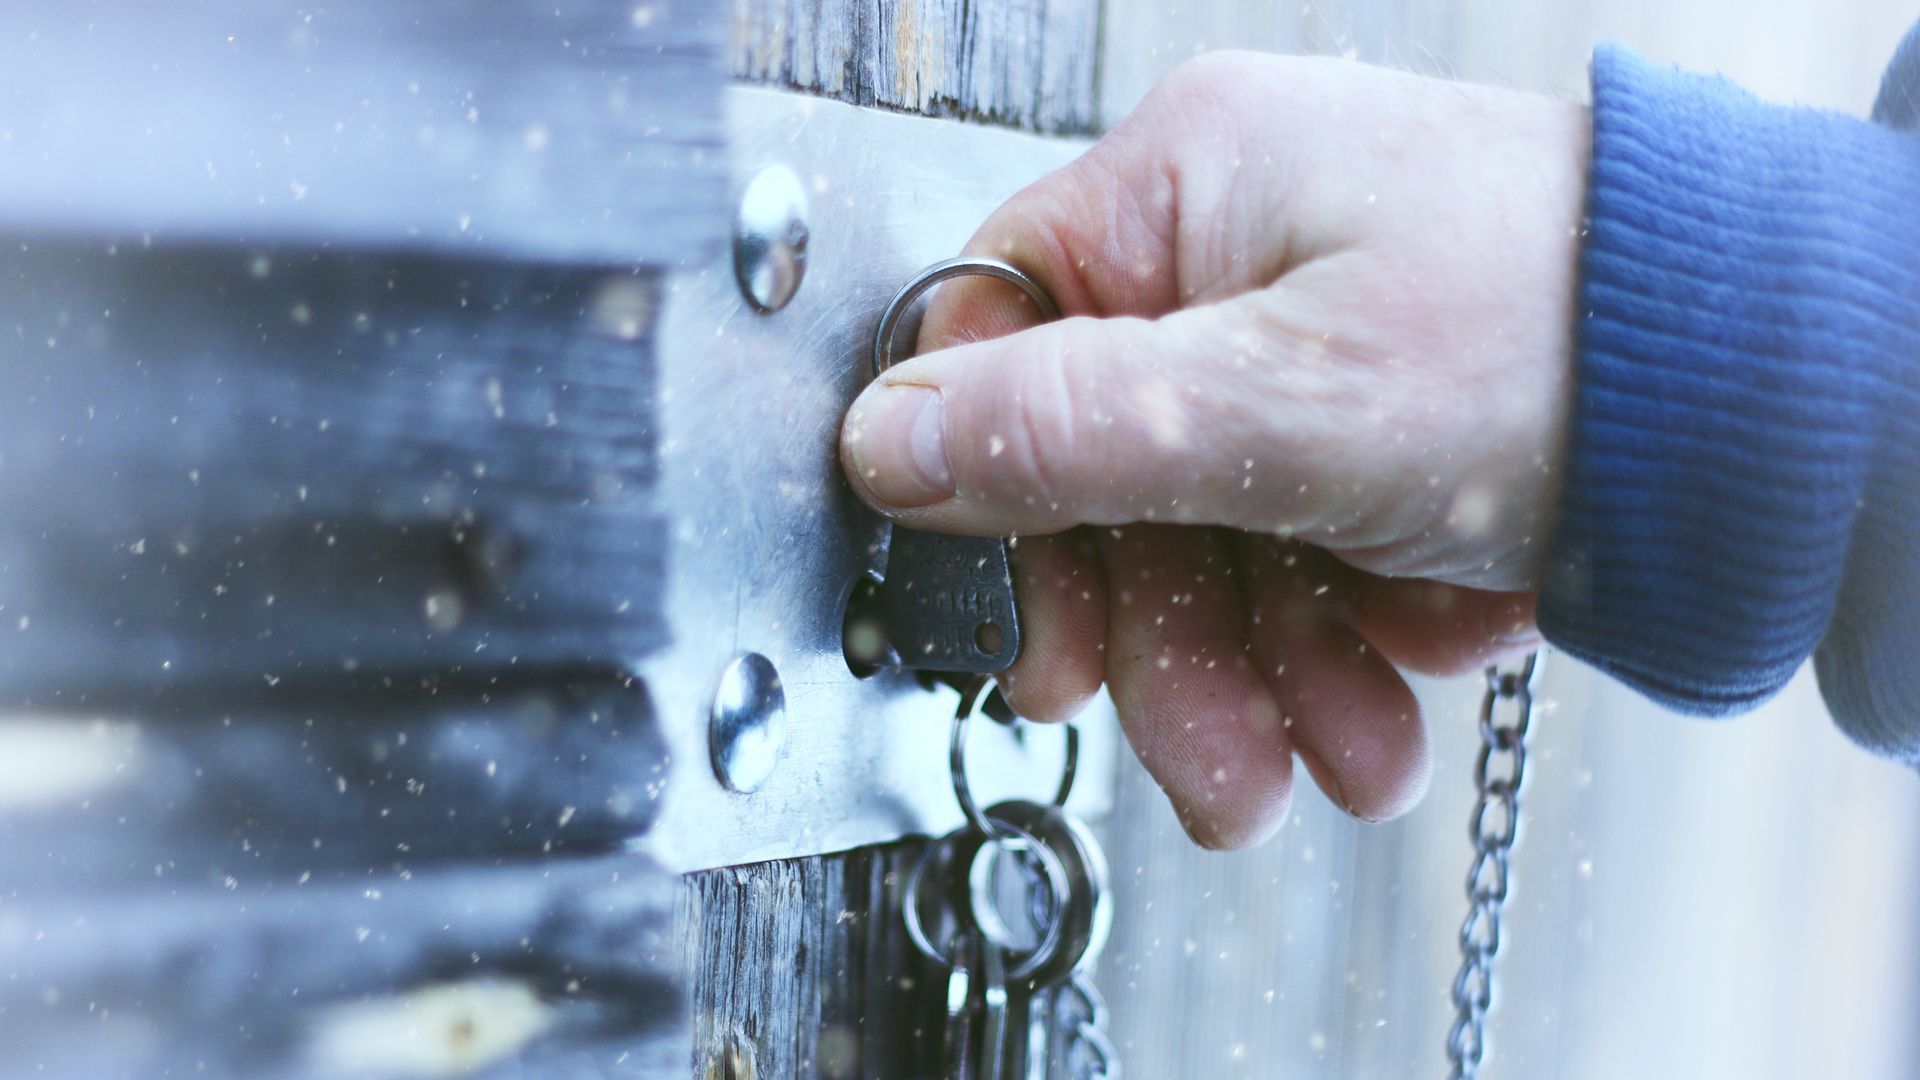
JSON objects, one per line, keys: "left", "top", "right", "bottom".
{"left": 1540, "top": 43, "right": 1920, "bottom": 718}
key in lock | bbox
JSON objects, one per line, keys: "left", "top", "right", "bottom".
{"left": 847, "top": 257, "right": 1059, "bottom": 676}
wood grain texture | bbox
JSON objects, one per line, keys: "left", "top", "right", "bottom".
{"left": 0, "top": 2, "right": 728, "bottom": 267}
{"left": 680, "top": 842, "right": 948, "bottom": 1079}
{"left": 0, "top": 245, "right": 670, "bottom": 702}
{"left": 730, "top": 0, "right": 1103, "bottom": 134}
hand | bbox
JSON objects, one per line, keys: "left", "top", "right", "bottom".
{"left": 839, "top": 52, "right": 1589, "bottom": 848}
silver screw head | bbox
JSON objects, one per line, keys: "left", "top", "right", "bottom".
{"left": 709, "top": 652, "right": 788, "bottom": 793}
{"left": 732, "top": 163, "right": 809, "bottom": 313}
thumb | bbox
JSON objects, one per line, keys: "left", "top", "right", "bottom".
{"left": 839, "top": 294, "right": 1350, "bottom": 537}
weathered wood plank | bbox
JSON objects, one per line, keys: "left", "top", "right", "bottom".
{"left": 0, "top": 675, "right": 679, "bottom": 1074}
{"left": 0, "top": 2, "right": 728, "bottom": 267}
{"left": 0, "top": 853, "right": 684, "bottom": 1078}
{"left": 0, "top": 676, "right": 667, "bottom": 888}
{"left": 680, "top": 843, "right": 947, "bottom": 1079}
{"left": 0, "top": 7, "right": 716, "bottom": 1079}
{"left": 730, "top": 0, "right": 1103, "bottom": 135}
{"left": 0, "top": 245, "right": 670, "bottom": 701}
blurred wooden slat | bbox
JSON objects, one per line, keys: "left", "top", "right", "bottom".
{"left": 0, "top": 246, "right": 671, "bottom": 703}
{"left": 0, "top": 678, "right": 666, "bottom": 888}
{"left": 0, "top": 1, "right": 727, "bottom": 267}
{"left": 0, "top": 853, "right": 685, "bottom": 1078}
{"left": 0, "top": 6, "right": 724, "bottom": 1077}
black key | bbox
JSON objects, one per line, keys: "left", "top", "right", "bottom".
{"left": 873, "top": 528, "right": 1021, "bottom": 673}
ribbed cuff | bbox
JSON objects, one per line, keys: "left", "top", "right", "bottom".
{"left": 1540, "top": 44, "right": 1920, "bottom": 728}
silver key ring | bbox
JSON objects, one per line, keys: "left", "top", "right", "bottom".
{"left": 950, "top": 675, "right": 1080, "bottom": 840}
{"left": 871, "top": 256, "right": 1060, "bottom": 378}
{"left": 964, "top": 824, "right": 1073, "bottom": 982}
{"left": 901, "top": 814, "right": 1071, "bottom": 981}
{"left": 900, "top": 838, "right": 952, "bottom": 967}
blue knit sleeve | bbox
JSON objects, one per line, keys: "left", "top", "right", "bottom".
{"left": 1538, "top": 42, "right": 1920, "bottom": 760}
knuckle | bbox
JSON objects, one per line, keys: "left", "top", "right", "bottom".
{"left": 1147, "top": 51, "right": 1304, "bottom": 134}
{"left": 1156, "top": 50, "right": 1266, "bottom": 102}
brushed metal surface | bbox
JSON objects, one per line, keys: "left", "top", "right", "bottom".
{"left": 642, "top": 87, "right": 1115, "bottom": 873}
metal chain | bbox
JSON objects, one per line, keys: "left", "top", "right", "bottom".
{"left": 1445, "top": 652, "right": 1543, "bottom": 1079}
{"left": 1058, "top": 972, "right": 1120, "bottom": 1079}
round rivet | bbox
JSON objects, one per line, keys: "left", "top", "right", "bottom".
{"left": 732, "top": 164, "right": 809, "bottom": 313}
{"left": 709, "top": 652, "right": 787, "bottom": 793}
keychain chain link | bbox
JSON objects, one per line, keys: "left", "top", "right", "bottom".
{"left": 1445, "top": 652, "right": 1543, "bottom": 1079}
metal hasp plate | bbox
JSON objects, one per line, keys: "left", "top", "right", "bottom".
{"left": 642, "top": 87, "right": 1116, "bottom": 873}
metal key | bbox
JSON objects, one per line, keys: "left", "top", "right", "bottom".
{"left": 976, "top": 934, "right": 1011, "bottom": 1080}
{"left": 862, "top": 257, "right": 1059, "bottom": 674}
{"left": 1024, "top": 989, "right": 1054, "bottom": 1080}
{"left": 875, "top": 525, "right": 1021, "bottom": 672}
{"left": 908, "top": 695, "right": 1120, "bottom": 1079}
{"left": 906, "top": 824, "right": 1046, "bottom": 1079}
{"left": 964, "top": 833, "right": 1048, "bottom": 1078}
{"left": 971, "top": 800, "right": 1112, "bottom": 989}
{"left": 960, "top": 801, "right": 1112, "bottom": 1079}
{"left": 946, "top": 931, "right": 977, "bottom": 1080}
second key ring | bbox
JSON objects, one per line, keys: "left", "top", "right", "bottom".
{"left": 872, "top": 256, "right": 1060, "bottom": 377}
{"left": 951, "top": 675, "right": 1080, "bottom": 840}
